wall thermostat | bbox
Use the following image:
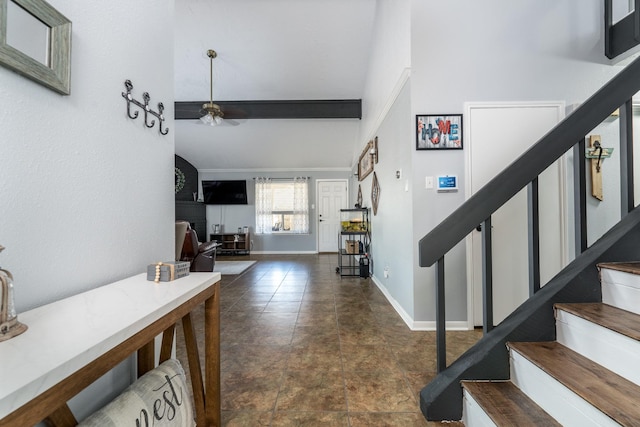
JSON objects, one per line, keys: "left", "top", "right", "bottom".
{"left": 437, "top": 175, "right": 458, "bottom": 192}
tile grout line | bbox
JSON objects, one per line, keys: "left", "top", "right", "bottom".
{"left": 268, "top": 262, "right": 297, "bottom": 427}
{"left": 334, "top": 280, "right": 354, "bottom": 427}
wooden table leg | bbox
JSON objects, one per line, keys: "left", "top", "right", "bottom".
{"left": 159, "top": 323, "right": 175, "bottom": 364}
{"left": 182, "top": 312, "right": 206, "bottom": 426}
{"left": 205, "top": 281, "right": 221, "bottom": 427}
{"left": 44, "top": 404, "right": 77, "bottom": 427}
{"left": 137, "top": 341, "right": 155, "bottom": 378}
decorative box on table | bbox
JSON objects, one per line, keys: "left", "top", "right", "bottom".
{"left": 146, "top": 261, "right": 190, "bottom": 282}
{"left": 345, "top": 240, "right": 361, "bottom": 254}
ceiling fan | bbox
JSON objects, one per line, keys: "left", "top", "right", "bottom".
{"left": 173, "top": 49, "right": 246, "bottom": 126}
{"left": 174, "top": 49, "right": 362, "bottom": 122}
{"left": 200, "top": 49, "right": 225, "bottom": 126}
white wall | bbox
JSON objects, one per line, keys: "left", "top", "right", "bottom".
{"left": 197, "top": 169, "right": 351, "bottom": 253}
{"left": 355, "top": 0, "right": 414, "bottom": 320}
{"left": 0, "top": 0, "right": 174, "bottom": 420}
{"left": 409, "top": 0, "right": 626, "bottom": 322}
{"left": 357, "top": 0, "right": 411, "bottom": 153}
{"left": 364, "top": 81, "right": 415, "bottom": 321}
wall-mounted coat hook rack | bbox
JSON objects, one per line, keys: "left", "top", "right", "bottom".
{"left": 121, "top": 80, "right": 169, "bottom": 135}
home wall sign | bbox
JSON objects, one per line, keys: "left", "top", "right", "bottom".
{"left": 416, "top": 114, "right": 463, "bottom": 150}
{"left": 0, "top": 0, "right": 72, "bottom": 95}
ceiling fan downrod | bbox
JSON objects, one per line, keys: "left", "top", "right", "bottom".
{"left": 202, "top": 49, "right": 223, "bottom": 119}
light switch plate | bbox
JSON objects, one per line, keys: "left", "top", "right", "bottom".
{"left": 425, "top": 176, "right": 434, "bottom": 189}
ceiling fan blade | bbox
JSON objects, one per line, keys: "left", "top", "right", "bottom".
{"left": 174, "top": 102, "right": 204, "bottom": 120}
{"left": 222, "top": 118, "right": 246, "bottom": 126}
{"left": 220, "top": 105, "right": 248, "bottom": 120}
{"left": 174, "top": 101, "right": 249, "bottom": 121}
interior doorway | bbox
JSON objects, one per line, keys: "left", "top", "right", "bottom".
{"left": 465, "top": 102, "right": 568, "bottom": 327}
{"left": 316, "top": 179, "right": 348, "bottom": 252}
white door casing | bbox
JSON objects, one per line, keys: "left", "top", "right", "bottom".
{"left": 316, "top": 179, "right": 348, "bottom": 252}
{"left": 465, "top": 102, "right": 568, "bottom": 327}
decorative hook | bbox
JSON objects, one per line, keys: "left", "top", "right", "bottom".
{"left": 121, "top": 80, "right": 139, "bottom": 119}
{"left": 157, "top": 102, "right": 169, "bottom": 135}
{"left": 120, "top": 80, "right": 169, "bottom": 136}
{"left": 593, "top": 141, "right": 603, "bottom": 172}
{"left": 586, "top": 138, "right": 614, "bottom": 174}
{"left": 142, "top": 92, "right": 156, "bottom": 128}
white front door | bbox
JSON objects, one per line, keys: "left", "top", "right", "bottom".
{"left": 317, "top": 180, "right": 348, "bottom": 252}
{"left": 466, "top": 102, "right": 568, "bottom": 327}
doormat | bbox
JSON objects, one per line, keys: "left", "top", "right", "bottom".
{"left": 214, "top": 260, "right": 256, "bottom": 275}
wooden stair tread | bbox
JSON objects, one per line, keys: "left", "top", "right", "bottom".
{"left": 508, "top": 341, "right": 640, "bottom": 426}
{"left": 555, "top": 302, "right": 640, "bottom": 341}
{"left": 597, "top": 261, "right": 640, "bottom": 275}
{"left": 463, "top": 381, "right": 561, "bottom": 426}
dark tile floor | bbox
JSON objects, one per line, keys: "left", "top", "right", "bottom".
{"left": 177, "top": 254, "right": 480, "bottom": 426}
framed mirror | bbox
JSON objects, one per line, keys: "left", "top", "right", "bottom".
{"left": 0, "top": 0, "right": 71, "bottom": 95}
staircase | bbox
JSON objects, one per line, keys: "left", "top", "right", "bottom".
{"left": 462, "top": 262, "right": 640, "bottom": 426}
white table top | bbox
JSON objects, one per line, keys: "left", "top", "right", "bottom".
{"left": 0, "top": 272, "right": 220, "bottom": 419}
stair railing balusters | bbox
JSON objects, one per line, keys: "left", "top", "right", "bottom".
{"left": 421, "top": 45, "right": 640, "bottom": 423}
{"left": 482, "top": 216, "right": 494, "bottom": 334}
{"left": 573, "top": 138, "right": 588, "bottom": 255}
{"left": 619, "top": 99, "right": 635, "bottom": 216}
{"left": 605, "top": 0, "right": 640, "bottom": 59}
{"left": 435, "top": 256, "right": 447, "bottom": 372}
{"left": 605, "top": 0, "right": 613, "bottom": 59}
{"left": 527, "top": 178, "right": 541, "bottom": 295}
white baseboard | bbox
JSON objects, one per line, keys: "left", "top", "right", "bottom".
{"left": 412, "top": 320, "right": 471, "bottom": 331}
{"left": 371, "top": 275, "right": 471, "bottom": 331}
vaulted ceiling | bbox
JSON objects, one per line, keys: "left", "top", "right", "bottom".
{"left": 174, "top": 0, "right": 377, "bottom": 171}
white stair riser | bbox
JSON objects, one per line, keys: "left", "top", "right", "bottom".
{"left": 556, "top": 309, "right": 640, "bottom": 386}
{"left": 600, "top": 268, "right": 640, "bottom": 315}
{"left": 462, "top": 391, "right": 498, "bottom": 427}
{"left": 509, "top": 349, "right": 618, "bottom": 427}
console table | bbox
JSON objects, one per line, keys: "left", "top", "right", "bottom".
{"left": 0, "top": 272, "right": 221, "bottom": 426}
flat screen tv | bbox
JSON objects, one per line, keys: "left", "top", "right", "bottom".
{"left": 202, "top": 180, "right": 248, "bottom": 205}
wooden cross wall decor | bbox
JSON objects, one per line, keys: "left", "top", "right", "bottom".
{"left": 586, "top": 134, "right": 614, "bottom": 201}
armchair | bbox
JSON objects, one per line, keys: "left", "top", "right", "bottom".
{"left": 178, "top": 221, "right": 218, "bottom": 272}
{"left": 175, "top": 221, "right": 189, "bottom": 261}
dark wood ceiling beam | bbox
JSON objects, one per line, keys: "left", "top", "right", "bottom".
{"left": 174, "top": 99, "right": 361, "bottom": 120}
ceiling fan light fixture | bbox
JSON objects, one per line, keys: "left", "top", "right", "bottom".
{"left": 200, "top": 101, "right": 224, "bottom": 126}
{"left": 200, "top": 112, "right": 223, "bottom": 126}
